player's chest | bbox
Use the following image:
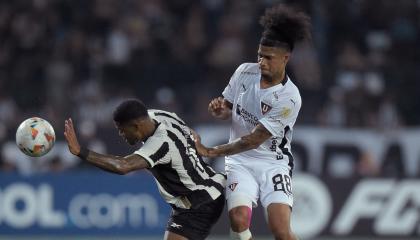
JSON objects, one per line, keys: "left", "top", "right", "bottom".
{"left": 233, "top": 85, "right": 276, "bottom": 125}
{"left": 234, "top": 82, "right": 278, "bottom": 117}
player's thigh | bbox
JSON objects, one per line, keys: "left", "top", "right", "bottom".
{"left": 226, "top": 163, "right": 259, "bottom": 210}
{"left": 266, "top": 202, "right": 293, "bottom": 235}
{"left": 259, "top": 165, "right": 293, "bottom": 209}
{"left": 167, "top": 196, "right": 225, "bottom": 240}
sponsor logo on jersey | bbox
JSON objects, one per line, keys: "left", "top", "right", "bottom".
{"left": 240, "top": 71, "right": 258, "bottom": 75}
{"left": 261, "top": 102, "right": 272, "bottom": 115}
{"left": 241, "top": 84, "right": 247, "bottom": 92}
{"left": 280, "top": 107, "right": 292, "bottom": 118}
{"left": 170, "top": 222, "right": 183, "bottom": 229}
{"left": 228, "top": 182, "right": 238, "bottom": 191}
{"left": 236, "top": 104, "right": 259, "bottom": 126}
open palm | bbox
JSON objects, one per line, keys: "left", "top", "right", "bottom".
{"left": 64, "top": 118, "right": 81, "bottom": 156}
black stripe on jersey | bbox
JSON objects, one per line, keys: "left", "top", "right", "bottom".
{"left": 170, "top": 123, "right": 216, "bottom": 177}
{"left": 279, "top": 126, "right": 294, "bottom": 177}
{"left": 167, "top": 130, "right": 224, "bottom": 206}
{"left": 186, "top": 136, "right": 217, "bottom": 177}
{"left": 154, "top": 112, "right": 186, "bottom": 126}
{"left": 149, "top": 162, "right": 188, "bottom": 197}
{"left": 149, "top": 142, "right": 169, "bottom": 164}
{"left": 171, "top": 123, "right": 188, "bottom": 137}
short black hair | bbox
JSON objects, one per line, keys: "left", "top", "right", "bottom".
{"left": 259, "top": 4, "right": 311, "bottom": 51}
{"left": 113, "top": 99, "right": 148, "bottom": 124}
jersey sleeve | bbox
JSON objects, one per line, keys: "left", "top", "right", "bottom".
{"left": 133, "top": 134, "right": 171, "bottom": 168}
{"left": 222, "top": 63, "right": 246, "bottom": 103}
{"left": 259, "top": 97, "right": 301, "bottom": 137}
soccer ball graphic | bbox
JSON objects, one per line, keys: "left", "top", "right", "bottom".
{"left": 16, "top": 117, "right": 56, "bottom": 157}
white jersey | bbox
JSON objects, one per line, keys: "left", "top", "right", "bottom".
{"left": 222, "top": 63, "right": 302, "bottom": 171}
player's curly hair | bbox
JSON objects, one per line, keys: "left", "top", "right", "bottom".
{"left": 113, "top": 99, "right": 148, "bottom": 124}
{"left": 259, "top": 4, "right": 311, "bottom": 51}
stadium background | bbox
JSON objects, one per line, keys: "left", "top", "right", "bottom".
{"left": 0, "top": 0, "right": 419, "bottom": 239}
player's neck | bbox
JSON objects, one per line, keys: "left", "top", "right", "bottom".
{"left": 141, "top": 118, "right": 159, "bottom": 141}
{"left": 261, "top": 71, "right": 286, "bottom": 89}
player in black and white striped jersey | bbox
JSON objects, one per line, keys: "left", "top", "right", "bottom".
{"left": 64, "top": 99, "right": 225, "bottom": 240}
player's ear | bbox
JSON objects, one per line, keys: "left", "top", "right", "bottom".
{"left": 132, "top": 119, "right": 142, "bottom": 130}
{"left": 133, "top": 117, "right": 149, "bottom": 130}
{"left": 283, "top": 52, "right": 290, "bottom": 65}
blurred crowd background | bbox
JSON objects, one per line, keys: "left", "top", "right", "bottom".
{"left": 0, "top": 0, "right": 419, "bottom": 174}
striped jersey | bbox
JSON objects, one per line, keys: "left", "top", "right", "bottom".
{"left": 222, "top": 63, "right": 302, "bottom": 171}
{"left": 134, "top": 109, "right": 226, "bottom": 209}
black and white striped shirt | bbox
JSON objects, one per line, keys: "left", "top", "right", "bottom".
{"left": 135, "top": 109, "right": 226, "bottom": 209}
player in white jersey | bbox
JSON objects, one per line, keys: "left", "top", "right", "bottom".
{"left": 193, "top": 5, "right": 311, "bottom": 240}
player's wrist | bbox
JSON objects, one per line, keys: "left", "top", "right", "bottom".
{"left": 77, "top": 147, "right": 90, "bottom": 160}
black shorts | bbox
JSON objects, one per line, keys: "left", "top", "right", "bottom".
{"left": 166, "top": 195, "right": 225, "bottom": 240}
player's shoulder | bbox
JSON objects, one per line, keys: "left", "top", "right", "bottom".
{"left": 149, "top": 109, "right": 186, "bottom": 125}
{"left": 149, "top": 109, "right": 171, "bottom": 116}
{"left": 232, "top": 63, "right": 260, "bottom": 86}
{"left": 149, "top": 109, "right": 182, "bottom": 119}
{"left": 235, "top": 62, "right": 260, "bottom": 75}
{"left": 271, "top": 77, "right": 302, "bottom": 106}
{"left": 279, "top": 76, "right": 300, "bottom": 97}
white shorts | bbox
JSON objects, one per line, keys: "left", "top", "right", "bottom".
{"left": 225, "top": 161, "right": 293, "bottom": 210}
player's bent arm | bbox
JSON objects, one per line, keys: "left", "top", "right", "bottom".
{"left": 209, "top": 98, "right": 233, "bottom": 120}
{"left": 203, "top": 123, "right": 271, "bottom": 157}
{"left": 80, "top": 150, "right": 149, "bottom": 175}
{"left": 219, "top": 99, "right": 233, "bottom": 120}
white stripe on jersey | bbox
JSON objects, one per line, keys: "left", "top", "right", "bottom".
{"left": 165, "top": 126, "right": 225, "bottom": 199}
{"left": 134, "top": 109, "right": 225, "bottom": 209}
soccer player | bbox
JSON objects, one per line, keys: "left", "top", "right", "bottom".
{"left": 64, "top": 99, "right": 225, "bottom": 240}
{"left": 192, "top": 5, "right": 311, "bottom": 240}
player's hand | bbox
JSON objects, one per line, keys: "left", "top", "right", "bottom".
{"left": 190, "top": 129, "right": 211, "bottom": 157}
{"left": 208, "top": 97, "right": 230, "bottom": 119}
{"left": 64, "top": 118, "right": 81, "bottom": 156}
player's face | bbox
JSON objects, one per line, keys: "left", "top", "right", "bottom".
{"left": 258, "top": 45, "right": 290, "bottom": 82}
{"left": 114, "top": 121, "right": 141, "bottom": 145}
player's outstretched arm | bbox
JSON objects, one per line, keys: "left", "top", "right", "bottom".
{"left": 64, "top": 118, "right": 149, "bottom": 174}
{"left": 193, "top": 123, "right": 271, "bottom": 158}
{"left": 208, "top": 97, "right": 233, "bottom": 120}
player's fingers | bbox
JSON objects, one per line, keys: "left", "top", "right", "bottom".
{"left": 217, "top": 97, "right": 227, "bottom": 109}
{"left": 209, "top": 100, "right": 218, "bottom": 110}
{"left": 63, "top": 131, "right": 71, "bottom": 143}
{"left": 208, "top": 102, "right": 214, "bottom": 112}
{"left": 67, "top": 119, "right": 75, "bottom": 131}
{"left": 64, "top": 124, "right": 75, "bottom": 140}
{"left": 217, "top": 97, "right": 225, "bottom": 106}
{"left": 190, "top": 129, "right": 198, "bottom": 141}
{"left": 212, "top": 99, "right": 221, "bottom": 109}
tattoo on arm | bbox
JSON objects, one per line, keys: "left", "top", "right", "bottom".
{"left": 208, "top": 124, "right": 272, "bottom": 157}
{"left": 85, "top": 151, "right": 149, "bottom": 175}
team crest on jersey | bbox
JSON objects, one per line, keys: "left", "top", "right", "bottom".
{"left": 228, "top": 182, "right": 238, "bottom": 191}
{"left": 261, "top": 102, "right": 272, "bottom": 115}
